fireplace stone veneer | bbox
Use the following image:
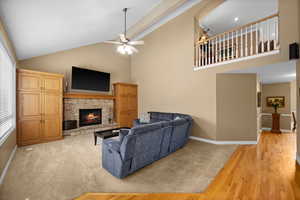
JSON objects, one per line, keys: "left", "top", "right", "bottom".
{"left": 64, "top": 98, "right": 115, "bottom": 136}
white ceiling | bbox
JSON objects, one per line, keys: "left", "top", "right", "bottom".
{"left": 0, "top": 0, "right": 163, "bottom": 60}
{"left": 227, "top": 61, "right": 296, "bottom": 84}
{"left": 201, "top": 0, "right": 278, "bottom": 36}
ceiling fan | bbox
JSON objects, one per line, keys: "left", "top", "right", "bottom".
{"left": 104, "top": 8, "right": 144, "bottom": 55}
{"left": 198, "top": 25, "right": 210, "bottom": 45}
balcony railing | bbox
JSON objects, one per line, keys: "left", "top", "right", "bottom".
{"left": 194, "top": 14, "right": 279, "bottom": 69}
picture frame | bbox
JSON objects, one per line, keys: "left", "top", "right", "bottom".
{"left": 266, "top": 96, "right": 285, "bottom": 107}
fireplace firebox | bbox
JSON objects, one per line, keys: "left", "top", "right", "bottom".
{"left": 79, "top": 109, "right": 102, "bottom": 127}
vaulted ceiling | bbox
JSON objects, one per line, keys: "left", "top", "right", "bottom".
{"left": 0, "top": 0, "right": 165, "bottom": 60}
{"left": 200, "top": 0, "right": 278, "bottom": 36}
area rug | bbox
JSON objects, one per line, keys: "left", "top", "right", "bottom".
{"left": 0, "top": 134, "right": 236, "bottom": 200}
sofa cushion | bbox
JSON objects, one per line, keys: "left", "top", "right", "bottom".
{"left": 130, "top": 122, "right": 162, "bottom": 135}
{"left": 149, "top": 112, "right": 174, "bottom": 121}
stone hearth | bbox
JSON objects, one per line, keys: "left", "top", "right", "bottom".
{"left": 63, "top": 98, "right": 116, "bottom": 136}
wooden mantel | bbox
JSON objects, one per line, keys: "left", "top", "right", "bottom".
{"left": 63, "top": 92, "right": 115, "bottom": 100}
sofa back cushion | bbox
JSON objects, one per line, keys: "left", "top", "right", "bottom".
{"left": 149, "top": 112, "right": 174, "bottom": 121}
{"left": 170, "top": 118, "right": 190, "bottom": 152}
{"left": 131, "top": 127, "right": 165, "bottom": 171}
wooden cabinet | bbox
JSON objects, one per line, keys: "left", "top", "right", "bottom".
{"left": 17, "top": 69, "right": 63, "bottom": 146}
{"left": 114, "top": 83, "right": 138, "bottom": 127}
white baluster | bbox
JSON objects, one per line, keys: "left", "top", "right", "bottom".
{"left": 241, "top": 29, "right": 243, "bottom": 57}
{"left": 275, "top": 17, "right": 278, "bottom": 49}
{"left": 267, "top": 19, "right": 270, "bottom": 52}
{"left": 256, "top": 23, "right": 258, "bottom": 54}
{"left": 218, "top": 36, "right": 221, "bottom": 62}
{"left": 236, "top": 30, "right": 238, "bottom": 58}
{"left": 262, "top": 22, "right": 264, "bottom": 53}
{"left": 208, "top": 41, "right": 211, "bottom": 65}
{"left": 245, "top": 27, "right": 248, "bottom": 57}
{"left": 250, "top": 24, "right": 253, "bottom": 55}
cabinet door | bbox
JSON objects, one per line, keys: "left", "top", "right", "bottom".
{"left": 18, "top": 73, "right": 41, "bottom": 92}
{"left": 42, "top": 76, "right": 62, "bottom": 93}
{"left": 18, "top": 92, "right": 41, "bottom": 118}
{"left": 43, "top": 118, "right": 61, "bottom": 139}
{"left": 18, "top": 118, "right": 41, "bottom": 145}
{"left": 42, "top": 93, "right": 62, "bottom": 140}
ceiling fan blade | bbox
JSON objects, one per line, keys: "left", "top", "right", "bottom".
{"left": 129, "top": 45, "right": 139, "bottom": 53}
{"left": 103, "top": 40, "right": 123, "bottom": 45}
{"left": 119, "top": 34, "right": 128, "bottom": 43}
{"left": 128, "top": 40, "right": 144, "bottom": 45}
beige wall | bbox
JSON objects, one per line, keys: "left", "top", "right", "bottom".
{"left": 216, "top": 74, "right": 257, "bottom": 141}
{"left": 0, "top": 131, "right": 16, "bottom": 175}
{"left": 298, "top": 0, "right": 300, "bottom": 162}
{"left": 291, "top": 80, "right": 297, "bottom": 113}
{"left": 0, "top": 19, "right": 17, "bottom": 176}
{"left": 131, "top": 0, "right": 300, "bottom": 140}
{"left": 262, "top": 82, "right": 291, "bottom": 114}
{"left": 19, "top": 43, "right": 131, "bottom": 93}
{"left": 297, "top": 60, "right": 300, "bottom": 161}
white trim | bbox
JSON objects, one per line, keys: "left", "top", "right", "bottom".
{"left": 297, "top": 153, "right": 300, "bottom": 165}
{"left": 189, "top": 136, "right": 257, "bottom": 145}
{"left": 261, "top": 113, "right": 291, "bottom": 117}
{"left": 257, "top": 131, "right": 261, "bottom": 143}
{"left": 261, "top": 127, "right": 291, "bottom": 133}
{"left": 0, "top": 128, "right": 15, "bottom": 147}
{"left": 193, "top": 50, "right": 280, "bottom": 71}
{"left": 0, "top": 145, "right": 17, "bottom": 185}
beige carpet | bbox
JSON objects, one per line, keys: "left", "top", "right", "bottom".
{"left": 0, "top": 134, "right": 236, "bottom": 200}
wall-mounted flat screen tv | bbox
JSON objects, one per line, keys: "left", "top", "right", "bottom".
{"left": 71, "top": 66, "right": 110, "bottom": 92}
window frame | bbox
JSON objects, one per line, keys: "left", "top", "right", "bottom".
{"left": 0, "top": 35, "right": 16, "bottom": 146}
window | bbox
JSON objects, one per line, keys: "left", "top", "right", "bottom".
{"left": 0, "top": 38, "right": 15, "bottom": 143}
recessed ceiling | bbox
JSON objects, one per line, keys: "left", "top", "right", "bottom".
{"left": 227, "top": 61, "right": 296, "bottom": 84}
{"left": 0, "top": 0, "right": 162, "bottom": 60}
{"left": 200, "top": 0, "right": 278, "bottom": 36}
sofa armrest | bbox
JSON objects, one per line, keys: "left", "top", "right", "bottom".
{"left": 103, "top": 139, "right": 121, "bottom": 153}
{"left": 119, "top": 129, "right": 130, "bottom": 143}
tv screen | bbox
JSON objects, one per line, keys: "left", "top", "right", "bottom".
{"left": 71, "top": 67, "right": 110, "bottom": 92}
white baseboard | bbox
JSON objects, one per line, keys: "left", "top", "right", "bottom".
{"left": 261, "top": 127, "right": 292, "bottom": 133}
{"left": 0, "top": 145, "right": 17, "bottom": 185}
{"left": 297, "top": 153, "right": 300, "bottom": 166}
{"left": 189, "top": 136, "right": 257, "bottom": 145}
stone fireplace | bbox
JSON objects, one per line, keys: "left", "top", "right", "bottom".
{"left": 63, "top": 98, "right": 116, "bottom": 136}
{"left": 79, "top": 108, "right": 102, "bottom": 127}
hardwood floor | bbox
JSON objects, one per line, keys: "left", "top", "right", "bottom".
{"left": 75, "top": 132, "right": 300, "bottom": 200}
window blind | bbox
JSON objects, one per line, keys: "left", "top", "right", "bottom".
{"left": 0, "top": 39, "right": 15, "bottom": 141}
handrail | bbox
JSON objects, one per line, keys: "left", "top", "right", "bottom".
{"left": 194, "top": 13, "right": 279, "bottom": 68}
{"left": 196, "top": 13, "right": 279, "bottom": 45}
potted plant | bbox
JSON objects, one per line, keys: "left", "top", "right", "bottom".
{"left": 271, "top": 100, "right": 280, "bottom": 113}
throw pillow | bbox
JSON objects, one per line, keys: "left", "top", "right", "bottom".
{"left": 174, "top": 116, "right": 182, "bottom": 120}
{"left": 140, "top": 112, "right": 150, "bottom": 123}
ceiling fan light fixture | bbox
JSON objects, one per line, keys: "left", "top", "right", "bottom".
{"left": 117, "top": 44, "right": 134, "bottom": 55}
{"left": 117, "top": 45, "right": 126, "bottom": 54}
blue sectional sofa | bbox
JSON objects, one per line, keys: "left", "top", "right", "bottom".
{"left": 102, "top": 112, "right": 193, "bottom": 178}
